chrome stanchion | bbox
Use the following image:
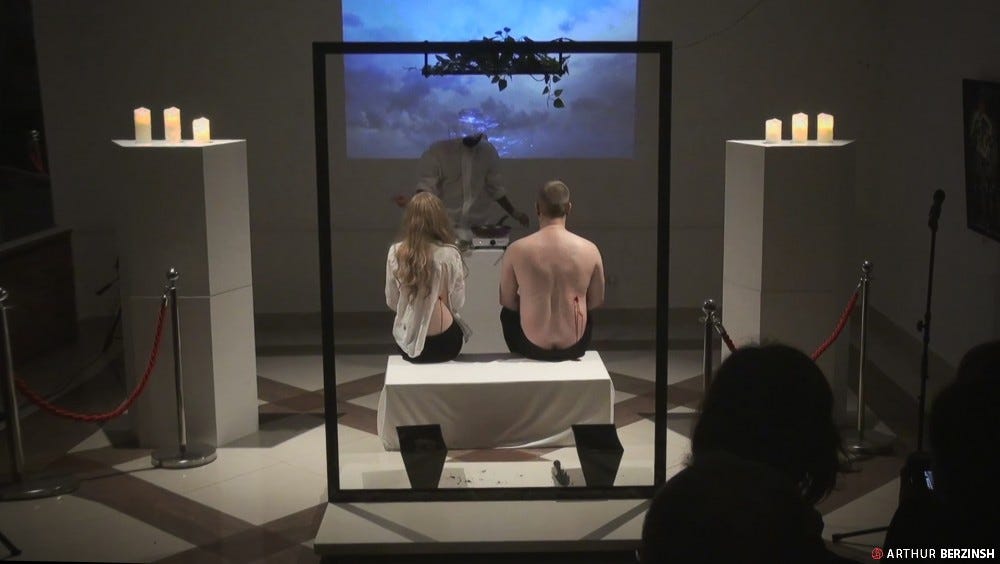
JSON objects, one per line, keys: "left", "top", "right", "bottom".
{"left": 0, "top": 288, "right": 78, "bottom": 501}
{"left": 701, "top": 299, "right": 717, "bottom": 394}
{"left": 151, "top": 269, "right": 216, "bottom": 469}
{"left": 845, "top": 261, "right": 892, "bottom": 457}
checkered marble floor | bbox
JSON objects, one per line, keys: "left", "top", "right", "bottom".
{"left": 0, "top": 325, "right": 904, "bottom": 562}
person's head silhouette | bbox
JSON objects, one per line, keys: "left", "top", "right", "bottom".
{"left": 691, "top": 343, "right": 842, "bottom": 505}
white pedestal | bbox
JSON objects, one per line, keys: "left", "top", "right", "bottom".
{"left": 112, "top": 140, "right": 258, "bottom": 448}
{"left": 461, "top": 248, "right": 507, "bottom": 354}
{"left": 722, "top": 140, "right": 855, "bottom": 417}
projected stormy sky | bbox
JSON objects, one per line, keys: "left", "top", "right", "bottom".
{"left": 341, "top": 0, "right": 639, "bottom": 158}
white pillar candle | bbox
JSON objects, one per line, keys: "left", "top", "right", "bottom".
{"left": 791, "top": 112, "right": 808, "bottom": 143}
{"left": 817, "top": 113, "right": 834, "bottom": 143}
{"left": 164, "top": 107, "right": 181, "bottom": 143}
{"left": 192, "top": 117, "right": 211, "bottom": 142}
{"left": 765, "top": 118, "right": 782, "bottom": 143}
{"left": 133, "top": 107, "right": 152, "bottom": 144}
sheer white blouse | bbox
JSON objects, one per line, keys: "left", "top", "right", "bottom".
{"left": 385, "top": 242, "right": 470, "bottom": 358}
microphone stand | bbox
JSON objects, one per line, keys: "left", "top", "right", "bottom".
{"left": 915, "top": 189, "right": 944, "bottom": 451}
{"left": 832, "top": 190, "right": 944, "bottom": 544}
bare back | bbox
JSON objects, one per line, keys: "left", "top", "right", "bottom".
{"left": 500, "top": 225, "right": 605, "bottom": 349}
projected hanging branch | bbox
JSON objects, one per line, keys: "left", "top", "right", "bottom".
{"left": 421, "top": 28, "right": 570, "bottom": 108}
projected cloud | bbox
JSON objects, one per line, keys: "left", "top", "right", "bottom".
{"left": 341, "top": 0, "right": 638, "bottom": 158}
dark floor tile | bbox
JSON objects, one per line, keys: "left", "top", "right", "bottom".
{"left": 252, "top": 543, "right": 322, "bottom": 564}
{"left": 201, "top": 525, "right": 304, "bottom": 563}
{"left": 259, "top": 376, "right": 315, "bottom": 402}
{"left": 261, "top": 503, "right": 327, "bottom": 545}
{"left": 334, "top": 374, "right": 385, "bottom": 402}
{"left": 336, "top": 402, "right": 379, "bottom": 436}
{"left": 74, "top": 467, "right": 255, "bottom": 548}
{"left": 449, "top": 449, "right": 546, "bottom": 463}
{"left": 273, "top": 390, "right": 326, "bottom": 414}
{"left": 155, "top": 546, "right": 232, "bottom": 564}
{"left": 225, "top": 414, "right": 325, "bottom": 448}
{"left": 614, "top": 395, "right": 655, "bottom": 428}
{"left": 607, "top": 372, "right": 654, "bottom": 396}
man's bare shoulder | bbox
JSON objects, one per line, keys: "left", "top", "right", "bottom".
{"left": 565, "top": 231, "right": 601, "bottom": 254}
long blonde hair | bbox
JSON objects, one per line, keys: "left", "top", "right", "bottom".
{"left": 394, "top": 192, "right": 457, "bottom": 297}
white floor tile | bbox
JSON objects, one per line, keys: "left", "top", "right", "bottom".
{"left": 68, "top": 429, "right": 112, "bottom": 453}
{"left": 614, "top": 389, "right": 635, "bottom": 404}
{"left": 257, "top": 355, "right": 324, "bottom": 391}
{"left": 338, "top": 425, "right": 388, "bottom": 454}
{"left": 183, "top": 462, "right": 327, "bottom": 526}
{"left": 268, "top": 424, "right": 327, "bottom": 462}
{"left": 284, "top": 449, "right": 329, "bottom": 478}
{"left": 115, "top": 448, "right": 283, "bottom": 494}
{"left": 335, "top": 354, "right": 389, "bottom": 384}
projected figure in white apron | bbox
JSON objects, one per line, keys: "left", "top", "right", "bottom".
{"left": 393, "top": 111, "right": 529, "bottom": 240}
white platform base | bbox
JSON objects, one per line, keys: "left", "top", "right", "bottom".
{"left": 314, "top": 499, "right": 648, "bottom": 555}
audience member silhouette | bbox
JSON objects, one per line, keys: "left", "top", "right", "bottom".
{"left": 691, "top": 343, "right": 842, "bottom": 505}
{"left": 885, "top": 340, "right": 1000, "bottom": 550}
{"left": 640, "top": 344, "right": 854, "bottom": 563}
{"left": 639, "top": 451, "right": 841, "bottom": 563}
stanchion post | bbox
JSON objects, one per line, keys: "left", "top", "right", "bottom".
{"left": 857, "top": 261, "right": 872, "bottom": 440}
{"left": 701, "top": 299, "right": 717, "bottom": 394}
{"left": 845, "top": 261, "right": 892, "bottom": 457}
{"left": 0, "top": 288, "right": 78, "bottom": 501}
{"left": 168, "top": 270, "right": 187, "bottom": 453}
{"left": 0, "top": 288, "right": 25, "bottom": 482}
{"left": 151, "top": 269, "right": 216, "bottom": 469}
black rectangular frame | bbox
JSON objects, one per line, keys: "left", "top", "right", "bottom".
{"left": 314, "top": 40, "right": 672, "bottom": 502}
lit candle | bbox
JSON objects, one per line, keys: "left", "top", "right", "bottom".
{"left": 163, "top": 107, "right": 181, "bottom": 143}
{"left": 765, "top": 118, "right": 782, "bottom": 143}
{"left": 133, "top": 107, "right": 151, "bottom": 144}
{"left": 792, "top": 112, "right": 808, "bottom": 143}
{"left": 817, "top": 113, "right": 834, "bottom": 143}
{"left": 192, "top": 117, "right": 211, "bottom": 143}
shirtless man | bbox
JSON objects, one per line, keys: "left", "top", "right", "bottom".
{"left": 499, "top": 180, "right": 605, "bottom": 361}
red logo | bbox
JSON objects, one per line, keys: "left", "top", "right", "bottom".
{"left": 871, "top": 547, "right": 884, "bottom": 560}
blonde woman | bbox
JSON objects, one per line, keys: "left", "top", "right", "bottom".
{"left": 385, "top": 192, "right": 469, "bottom": 363}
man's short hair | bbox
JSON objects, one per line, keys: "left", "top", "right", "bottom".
{"left": 538, "top": 180, "right": 571, "bottom": 218}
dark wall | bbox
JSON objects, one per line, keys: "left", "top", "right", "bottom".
{"left": 0, "top": 0, "right": 54, "bottom": 243}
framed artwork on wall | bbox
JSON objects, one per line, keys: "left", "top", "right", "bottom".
{"left": 963, "top": 78, "right": 1000, "bottom": 242}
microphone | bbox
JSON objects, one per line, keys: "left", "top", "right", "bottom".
{"left": 928, "top": 190, "right": 945, "bottom": 230}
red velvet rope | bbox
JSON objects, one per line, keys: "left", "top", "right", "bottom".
{"left": 14, "top": 299, "right": 168, "bottom": 423}
{"left": 712, "top": 287, "right": 860, "bottom": 359}
{"left": 810, "top": 289, "right": 860, "bottom": 361}
{"left": 716, "top": 324, "right": 737, "bottom": 353}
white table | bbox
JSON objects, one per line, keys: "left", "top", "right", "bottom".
{"left": 377, "top": 351, "right": 615, "bottom": 450}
